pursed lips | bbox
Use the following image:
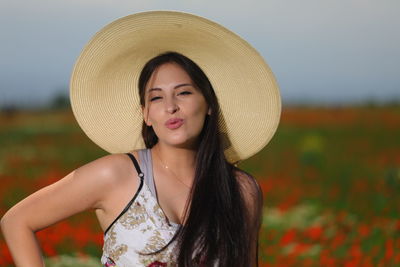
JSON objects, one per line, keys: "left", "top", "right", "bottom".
{"left": 165, "top": 118, "right": 184, "bottom": 129}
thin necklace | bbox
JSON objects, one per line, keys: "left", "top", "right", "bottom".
{"left": 154, "top": 146, "right": 193, "bottom": 189}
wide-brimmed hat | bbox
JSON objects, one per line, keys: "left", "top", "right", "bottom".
{"left": 69, "top": 10, "right": 281, "bottom": 163}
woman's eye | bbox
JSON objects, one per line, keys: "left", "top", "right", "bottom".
{"left": 178, "top": 91, "right": 192, "bottom": 96}
{"left": 150, "top": 96, "right": 162, "bottom": 102}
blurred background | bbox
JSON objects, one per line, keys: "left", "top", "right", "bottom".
{"left": 1, "top": 0, "right": 399, "bottom": 266}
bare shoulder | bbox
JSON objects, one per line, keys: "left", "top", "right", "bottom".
{"left": 75, "top": 150, "right": 140, "bottom": 191}
{"left": 59, "top": 150, "right": 142, "bottom": 211}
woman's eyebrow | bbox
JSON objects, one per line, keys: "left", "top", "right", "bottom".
{"left": 174, "top": 83, "right": 193, "bottom": 89}
{"left": 147, "top": 83, "right": 194, "bottom": 92}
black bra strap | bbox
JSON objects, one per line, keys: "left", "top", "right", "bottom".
{"left": 125, "top": 153, "right": 144, "bottom": 179}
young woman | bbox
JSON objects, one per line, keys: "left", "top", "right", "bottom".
{"left": 1, "top": 11, "right": 281, "bottom": 267}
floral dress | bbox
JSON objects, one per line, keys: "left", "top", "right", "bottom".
{"left": 101, "top": 150, "right": 181, "bottom": 267}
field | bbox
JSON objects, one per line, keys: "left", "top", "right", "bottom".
{"left": 0, "top": 105, "right": 399, "bottom": 266}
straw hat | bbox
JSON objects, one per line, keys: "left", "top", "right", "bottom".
{"left": 69, "top": 10, "right": 281, "bottom": 163}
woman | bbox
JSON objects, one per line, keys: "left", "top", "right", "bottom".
{"left": 1, "top": 11, "right": 281, "bottom": 267}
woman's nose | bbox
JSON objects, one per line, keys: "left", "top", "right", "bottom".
{"left": 165, "top": 97, "right": 179, "bottom": 114}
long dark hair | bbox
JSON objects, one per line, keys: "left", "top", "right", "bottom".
{"left": 138, "top": 51, "right": 260, "bottom": 266}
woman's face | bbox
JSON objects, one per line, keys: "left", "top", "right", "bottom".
{"left": 142, "top": 62, "right": 210, "bottom": 149}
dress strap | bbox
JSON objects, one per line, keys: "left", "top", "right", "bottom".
{"left": 103, "top": 153, "right": 145, "bottom": 236}
{"left": 126, "top": 153, "right": 144, "bottom": 178}
{"left": 138, "top": 149, "right": 157, "bottom": 198}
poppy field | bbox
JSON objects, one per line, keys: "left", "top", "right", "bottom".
{"left": 0, "top": 105, "right": 399, "bottom": 266}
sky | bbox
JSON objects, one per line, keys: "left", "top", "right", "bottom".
{"left": 0, "top": 0, "right": 399, "bottom": 108}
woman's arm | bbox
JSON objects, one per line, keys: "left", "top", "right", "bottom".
{"left": 235, "top": 170, "right": 264, "bottom": 267}
{"left": 0, "top": 154, "right": 125, "bottom": 267}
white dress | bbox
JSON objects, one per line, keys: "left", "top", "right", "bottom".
{"left": 101, "top": 149, "right": 181, "bottom": 267}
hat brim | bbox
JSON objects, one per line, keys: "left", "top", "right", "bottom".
{"left": 70, "top": 10, "right": 281, "bottom": 163}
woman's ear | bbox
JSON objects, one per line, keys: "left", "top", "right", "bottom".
{"left": 142, "top": 105, "right": 152, "bottom": 126}
{"left": 207, "top": 107, "right": 212, "bottom": 115}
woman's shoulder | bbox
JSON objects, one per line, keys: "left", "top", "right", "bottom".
{"left": 75, "top": 150, "right": 142, "bottom": 187}
{"left": 233, "top": 168, "right": 259, "bottom": 190}
{"left": 232, "top": 167, "right": 263, "bottom": 207}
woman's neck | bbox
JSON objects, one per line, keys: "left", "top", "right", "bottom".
{"left": 152, "top": 143, "right": 197, "bottom": 182}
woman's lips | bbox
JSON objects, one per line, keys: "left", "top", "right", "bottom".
{"left": 165, "top": 118, "right": 184, "bottom": 129}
